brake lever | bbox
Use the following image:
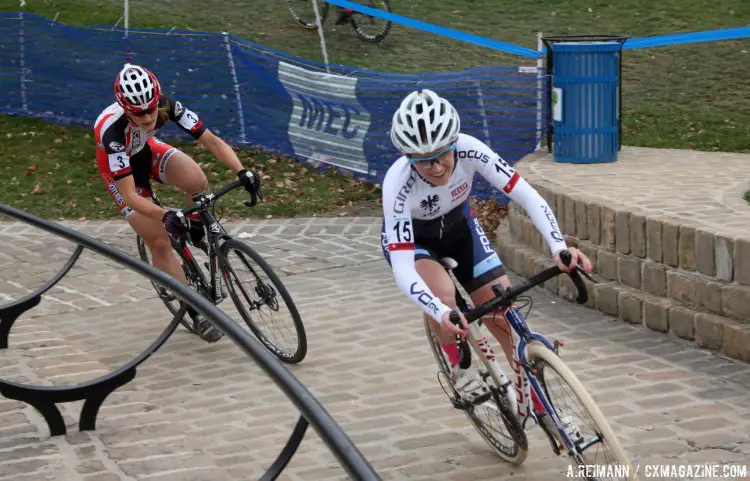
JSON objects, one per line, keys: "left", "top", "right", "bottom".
{"left": 576, "top": 264, "right": 598, "bottom": 284}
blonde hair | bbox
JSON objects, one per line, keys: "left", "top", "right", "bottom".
{"left": 157, "top": 99, "right": 170, "bottom": 124}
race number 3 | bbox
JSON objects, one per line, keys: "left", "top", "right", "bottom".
{"left": 108, "top": 152, "right": 129, "bottom": 173}
{"left": 178, "top": 109, "right": 200, "bottom": 131}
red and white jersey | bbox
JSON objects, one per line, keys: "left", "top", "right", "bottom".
{"left": 94, "top": 96, "right": 206, "bottom": 180}
{"left": 381, "top": 133, "right": 568, "bottom": 323}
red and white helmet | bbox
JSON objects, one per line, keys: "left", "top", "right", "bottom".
{"left": 114, "top": 63, "right": 161, "bottom": 114}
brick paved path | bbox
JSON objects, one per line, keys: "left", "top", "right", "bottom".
{"left": 0, "top": 217, "right": 749, "bottom": 480}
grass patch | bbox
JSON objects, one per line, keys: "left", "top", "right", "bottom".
{"left": 2, "top": 0, "right": 749, "bottom": 219}
{"left": 745, "top": 191, "right": 750, "bottom": 204}
{"left": 0, "top": 115, "right": 380, "bottom": 220}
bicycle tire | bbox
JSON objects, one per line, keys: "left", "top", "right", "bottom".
{"left": 220, "top": 239, "right": 307, "bottom": 364}
{"left": 287, "top": 0, "right": 329, "bottom": 29}
{"left": 350, "top": 0, "right": 392, "bottom": 42}
{"left": 526, "top": 341, "right": 636, "bottom": 480}
{"left": 136, "top": 235, "right": 196, "bottom": 333}
{"left": 423, "top": 314, "right": 528, "bottom": 465}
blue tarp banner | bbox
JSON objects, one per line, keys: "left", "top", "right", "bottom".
{"left": 0, "top": 12, "right": 548, "bottom": 202}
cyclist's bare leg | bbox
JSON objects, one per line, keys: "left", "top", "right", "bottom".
{"left": 128, "top": 211, "right": 186, "bottom": 283}
{"left": 416, "top": 258, "right": 458, "bottom": 345}
{"left": 162, "top": 151, "right": 209, "bottom": 204}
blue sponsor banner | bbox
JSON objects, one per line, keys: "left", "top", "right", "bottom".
{"left": 1, "top": 12, "right": 547, "bottom": 203}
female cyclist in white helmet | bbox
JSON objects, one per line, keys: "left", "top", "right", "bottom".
{"left": 94, "top": 63, "right": 260, "bottom": 343}
{"left": 381, "top": 89, "right": 593, "bottom": 405}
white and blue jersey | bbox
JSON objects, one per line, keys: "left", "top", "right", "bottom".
{"left": 380, "top": 133, "right": 567, "bottom": 324}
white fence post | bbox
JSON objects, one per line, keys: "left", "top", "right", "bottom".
{"left": 123, "top": 0, "right": 129, "bottom": 38}
{"left": 535, "top": 31, "right": 544, "bottom": 151}
{"left": 474, "top": 80, "right": 491, "bottom": 145}
{"left": 311, "top": 0, "right": 331, "bottom": 73}
{"left": 224, "top": 33, "right": 247, "bottom": 144}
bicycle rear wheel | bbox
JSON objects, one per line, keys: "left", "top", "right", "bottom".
{"left": 220, "top": 239, "right": 307, "bottom": 364}
{"left": 423, "top": 314, "right": 528, "bottom": 465}
{"left": 287, "top": 0, "right": 329, "bottom": 29}
{"left": 350, "top": 0, "right": 392, "bottom": 42}
{"left": 526, "top": 341, "right": 636, "bottom": 480}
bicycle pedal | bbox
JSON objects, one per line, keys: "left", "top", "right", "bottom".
{"left": 537, "top": 413, "right": 565, "bottom": 455}
{"left": 472, "top": 391, "right": 492, "bottom": 406}
{"left": 451, "top": 396, "right": 471, "bottom": 410}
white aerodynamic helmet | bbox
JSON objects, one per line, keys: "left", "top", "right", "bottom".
{"left": 390, "top": 89, "right": 461, "bottom": 155}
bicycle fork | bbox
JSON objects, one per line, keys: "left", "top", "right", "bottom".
{"left": 513, "top": 336, "right": 582, "bottom": 456}
{"left": 464, "top": 311, "right": 535, "bottom": 428}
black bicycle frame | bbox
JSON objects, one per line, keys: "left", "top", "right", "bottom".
{"left": 174, "top": 181, "right": 244, "bottom": 304}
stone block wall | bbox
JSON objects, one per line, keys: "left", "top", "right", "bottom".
{"left": 496, "top": 181, "right": 750, "bottom": 364}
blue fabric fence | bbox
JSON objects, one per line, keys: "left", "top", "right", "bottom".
{"left": 0, "top": 12, "right": 549, "bottom": 203}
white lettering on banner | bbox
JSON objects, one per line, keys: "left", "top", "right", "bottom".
{"left": 278, "top": 61, "right": 371, "bottom": 174}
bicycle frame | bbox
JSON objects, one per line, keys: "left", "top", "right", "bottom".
{"left": 173, "top": 189, "right": 236, "bottom": 304}
{"left": 459, "top": 299, "right": 587, "bottom": 457}
{"left": 450, "top": 251, "right": 595, "bottom": 457}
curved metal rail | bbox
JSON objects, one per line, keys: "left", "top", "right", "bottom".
{"left": 0, "top": 244, "right": 84, "bottom": 348}
{"left": 0, "top": 203, "right": 380, "bottom": 481}
{"left": 0, "top": 304, "right": 185, "bottom": 436}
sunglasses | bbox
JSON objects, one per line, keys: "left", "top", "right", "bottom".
{"left": 407, "top": 142, "right": 456, "bottom": 166}
{"left": 130, "top": 105, "right": 157, "bottom": 118}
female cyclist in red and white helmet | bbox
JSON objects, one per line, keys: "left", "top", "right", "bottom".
{"left": 94, "top": 63, "right": 260, "bottom": 343}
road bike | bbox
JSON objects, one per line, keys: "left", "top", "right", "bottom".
{"left": 136, "top": 178, "right": 308, "bottom": 364}
{"left": 424, "top": 251, "right": 636, "bottom": 480}
{"left": 287, "top": 0, "right": 393, "bottom": 43}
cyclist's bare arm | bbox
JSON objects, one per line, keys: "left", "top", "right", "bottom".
{"left": 196, "top": 129, "right": 244, "bottom": 174}
{"left": 165, "top": 98, "right": 244, "bottom": 175}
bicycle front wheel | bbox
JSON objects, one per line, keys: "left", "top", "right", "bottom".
{"left": 220, "top": 239, "right": 307, "bottom": 363}
{"left": 287, "top": 0, "right": 329, "bottom": 29}
{"left": 526, "top": 341, "right": 636, "bottom": 480}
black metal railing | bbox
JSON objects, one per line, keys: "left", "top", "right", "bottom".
{"left": 0, "top": 203, "right": 380, "bottom": 481}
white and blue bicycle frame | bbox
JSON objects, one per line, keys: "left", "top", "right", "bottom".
{"left": 465, "top": 305, "right": 589, "bottom": 456}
